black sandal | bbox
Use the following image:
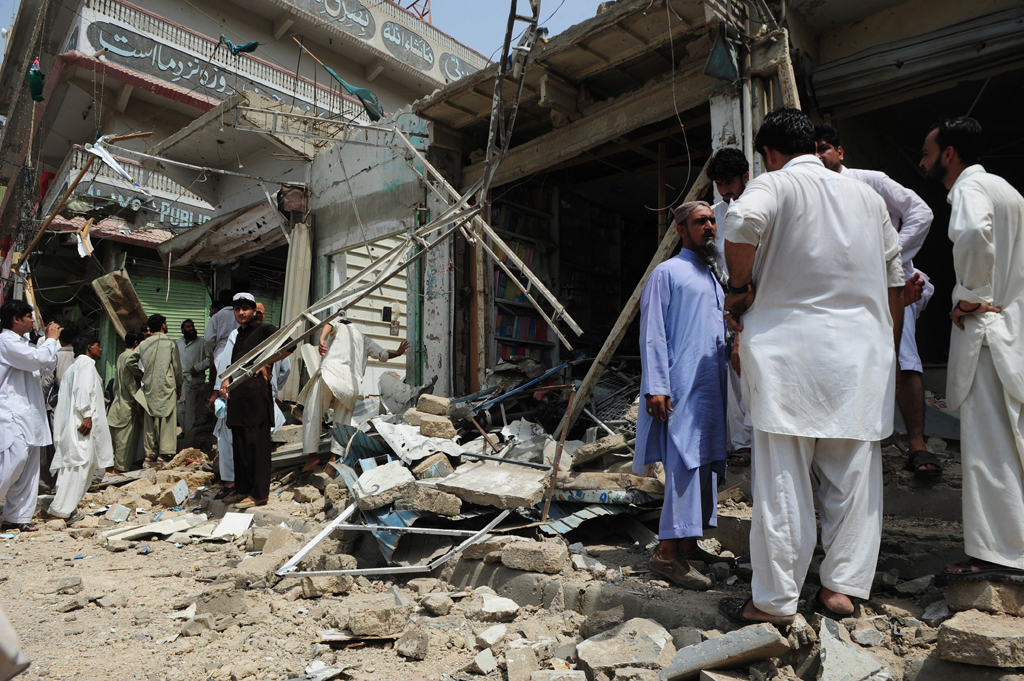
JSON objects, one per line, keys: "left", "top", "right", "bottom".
{"left": 214, "top": 486, "right": 234, "bottom": 500}
{"left": 905, "top": 450, "right": 942, "bottom": 479}
{"left": 719, "top": 597, "right": 757, "bottom": 623}
{"left": 943, "top": 558, "right": 1024, "bottom": 584}
{"left": 727, "top": 448, "right": 751, "bottom": 467}
{"left": 0, "top": 522, "right": 37, "bottom": 532}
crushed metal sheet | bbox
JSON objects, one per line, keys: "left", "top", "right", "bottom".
{"left": 538, "top": 503, "right": 627, "bottom": 536}
{"left": 211, "top": 512, "right": 254, "bottom": 538}
{"left": 102, "top": 513, "right": 209, "bottom": 541}
{"left": 318, "top": 630, "right": 400, "bottom": 644}
{"left": 335, "top": 459, "right": 423, "bottom": 563}
{"left": 369, "top": 418, "right": 464, "bottom": 464}
{"left": 550, "top": 488, "right": 658, "bottom": 505}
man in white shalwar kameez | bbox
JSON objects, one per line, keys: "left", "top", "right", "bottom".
{"left": 720, "top": 108, "right": 905, "bottom": 625}
{"left": 0, "top": 300, "right": 61, "bottom": 533}
{"left": 920, "top": 117, "right": 1024, "bottom": 580}
{"left": 175, "top": 319, "right": 207, "bottom": 446}
{"left": 299, "top": 319, "right": 407, "bottom": 473}
{"left": 48, "top": 336, "right": 113, "bottom": 521}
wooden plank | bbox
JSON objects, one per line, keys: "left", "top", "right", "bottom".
{"left": 559, "top": 159, "right": 712, "bottom": 433}
{"left": 461, "top": 68, "right": 719, "bottom": 190}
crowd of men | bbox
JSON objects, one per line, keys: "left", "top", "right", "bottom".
{"left": 637, "top": 110, "right": 1024, "bottom": 623}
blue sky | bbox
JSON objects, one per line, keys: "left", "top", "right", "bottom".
{"left": 431, "top": 0, "right": 603, "bottom": 60}
{"left": 0, "top": 0, "right": 17, "bottom": 56}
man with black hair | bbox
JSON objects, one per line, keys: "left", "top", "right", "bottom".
{"left": 720, "top": 107, "right": 905, "bottom": 626}
{"left": 205, "top": 290, "right": 238, "bottom": 374}
{"left": 129, "top": 314, "right": 182, "bottom": 465}
{"left": 0, "top": 300, "right": 61, "bottom": 532}
{"left": 48, "top": 336, "right": 112, "bottom": 522}
{"left": 815, "top": 124, "right": 938, "bottom": 478}
{"left": 707, "top": 147, "right": 753, "bottom": 466}
{"left": 176, "top": 319, "right": 207, "bottom": 446}
{"left": 920, "top": 116, "right": 1024, "bottom": 581}
{"left": 108, "top": 331, "right": 144, "bottom": 474}
{"left": 218, "top": 293, "right": 291, "bottom": 508}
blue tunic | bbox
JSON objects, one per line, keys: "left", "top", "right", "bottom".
{"left": 633, "top": 249, "right": 728, "bottom": 473}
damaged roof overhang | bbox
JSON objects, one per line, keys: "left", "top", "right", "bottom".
{"left": 156, "top": 199, "right": 287, "bottom": 266}
{"left": 411, "top": 0, "right": 718, "bottom": 189}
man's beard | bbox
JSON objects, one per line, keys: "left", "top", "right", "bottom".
{"left": 183, "top": 330, "right": 198, "bottom": 341}
{"left": 696, "top": 241, "right": 727, "bottom": 286}
{"left": 924, "top": 157, "right": 947, "bottom": 183}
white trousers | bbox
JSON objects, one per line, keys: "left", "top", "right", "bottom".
{"left": 960, "top": 346, "right": 1024, "bottom": 569}
{"left": 750, "top": 430, "right": 882, "bottom": 616}
{"left": 302, "top": 377, "right": 355, "bottom": 457}
{"left": 48, "top": 462, "right": 95, "bottom": 519}
{"left": 0, "top": 604, "right": 29, "bottom": 681}
{"left": 0, "top": 436, "right": 39, "bottom": 525}
{"left": 898, "top": 302, "right": 922, "bottom": 374}
{"left": 727, "top": 364, "right": 752, "bottom": 451}
{"left": 215, "top": 417, "right": 234, "bottom": 483}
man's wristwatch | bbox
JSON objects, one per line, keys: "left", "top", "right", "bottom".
{"left": 728, "top": 281, "right": 753, "bottom": 295}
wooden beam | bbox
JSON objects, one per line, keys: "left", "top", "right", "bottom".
{"left": 558, "top": 159, "right": 713, "bottom": 434}
{"left": 461, "top": 68, "right": 720, "bottom": 190}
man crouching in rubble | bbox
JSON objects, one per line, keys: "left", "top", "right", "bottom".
{"left": 634, "top": 200, "right": 728, "bottom": 590}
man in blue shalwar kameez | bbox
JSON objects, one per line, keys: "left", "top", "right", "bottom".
{"left": 634, "top": 200, "right": 728, "bottom": 590}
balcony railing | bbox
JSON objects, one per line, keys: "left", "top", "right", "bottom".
{"left": 75, "top": 0, "right": 369, "bottom": 122}
{"left": 42, "top": 146, "right": 217, "bottom": 231}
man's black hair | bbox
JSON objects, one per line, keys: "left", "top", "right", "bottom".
{"left": 0, "top": 300, "right": 33, "bottom": 330}
{"left": 181, "top": 318, "right": 194, "bottom": 330}
{"left": 754, "top": 107, "right": 816, "bottom": 158}
{"left": 931, "top": 117, "right": 983, "bottom": 166}
{"left": 814, "top": 124, "right": 841, "bottom": 149}
{"left": 58, "top": 320, "right": 80, "bottom": 346}
{"left": 73, "top": 334, "right": 98, "bottom": 357}
{"left": 707, "top": 148, "right": 749, "bottom": 182}
{"left": 125, "top": 331, "right": 145, "bottom": 348}
{"left": 147, "top": 314, "right": 167, "bottom": 334}
{"left": 233, "top": 298, "right": 256, "bottom": 311}
{"left": 216, "top": 290, "right": 234, "bottom": 307}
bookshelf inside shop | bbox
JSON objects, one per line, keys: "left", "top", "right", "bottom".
{"left": 489, "top": 185, "right": 559, "bottom": 367}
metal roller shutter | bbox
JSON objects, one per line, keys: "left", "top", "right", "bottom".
{"left": 130, "top": 267, "right": 211, "bottom": 338}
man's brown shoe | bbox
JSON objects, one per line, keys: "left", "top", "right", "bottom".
{"left": 650, "top": 554, "right": 712, "bottom": 590}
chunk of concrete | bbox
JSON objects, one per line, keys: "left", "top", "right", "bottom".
{"left": 851, "top": 626, "right": 885, "bottom": 647}
{"left": 922, "top": 600, "right": 951, "bottom": 626}
{"left": 105, "top": 539, "right": 131, "bottom": 553}
{"left": 181, "top": 613, "right": 216, "bottom": 637}
{"left": 502, "top": 541, "right": 568, "bottom": 574}
{"left": 292, "top": 485, "right": 322, "bottom": 503}
{"left": 406, "top": 578, "right": 439, "bottom": 596}
{"left": 407, "top": 484, "right": 462, "bottom": 516}
{"left": 417, "top": 393, "right": 450, "bottom": 416}
{"left": 97, "top": 594, "right": 126, "bottom": 609}
{"left": 571, "top": 433, "right": 629, "bottom": 468}
{"left": 463, "top": 535, "right": 530, "bottom": 559}
{"left": 411, "top": 452, "right": 455, "bottom": 480}
{"left": 939, "top": 610, "right": 1024, "bottom": 668}
{"left": 660, "top": 622, "right": 790, "bottom": 680}
{"left": 104, "top": 504, "right": 131, "bottom": 523}
{"left": 400, "top": 408, "right": 428, "bottom": 427}
{"left": 571, "top": 552, "right": 607, "bottom": 576}
{"left": 670, "top": 627, "right": 703, "bottom": 650}
{"left": 419, "top": 414, "right": 458, "bottom": 439}
{"left": 576, "top": 617, "right": 675, "bottom": 678}
{"left": 895, "top": 574, "right": 934, "bottom": 595}
{"left": 159, "top": 479, "right": 189, "bottom": 507}
{"left": 817, "top": 617, "right": 890, "bottom": 681}
{"left": 581, "top": 605, "right": 625, "bottom": 639}
{"left": 422, "top": 594, "right": 453, "bottom": 616}
{"left": 616, "top": 669, "right": 662, "bottom": 681}
{"left": 474, "top": 593, "right": 520, "bottom": 622}
{"left": 261, "top": 525, "right": 305, "bottom": 555}
{"left": 530, "top": 673, "right": 586, "bottom": 681}
{"left": 56, "top": 577, "right": 83, "bottom": 595}
{"left": 946, "top": 580, "right": 1024, "bottom": 617}
{"left": 271, "top": 424, "right": 303, "bottom": 443}
{"left": 507, "top": 645, "right": 540, "bottom": 681}
{"left": 338, "top": 594, "right": 413, "bottom": 636}
{"left": 352, "top": 461, "right": 416, "bottom": 511}
{"left": 395, "top": 627, "right": 430, "bottom": 660}
{"left": 465, "top": 648, "right": 497, "bottom": 674}
{"left": 436, "top": 461, "right": 548, "bottom": 509}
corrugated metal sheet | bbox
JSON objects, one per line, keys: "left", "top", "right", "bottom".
{"left": 131, "top": 267, "right": 211, "bottom": 337}
{"left": 539, "top": 503, "right": 627, "bottom": 536}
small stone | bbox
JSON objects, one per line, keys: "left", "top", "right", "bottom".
{"left": 850, "top": 626, "right": 884, "bottom": 647}
{"left": 181, "top": 613, "right": 216, "bottom": 637}
{"left": 97, "top": 594, "right": 126, "bottom": 609}
{"left": 577, "top": 618, "right": 675, "bottom": 678}
{"left": 670, "top": 627, "right": 703, "bottom": 650}
{"left": 529, "top": 673, "right": 586, "bottom": 681}
{"left": 501, "top": 541, "right": 568, "bottom": 574}
{"left": 465, "top": 648, "right": 496, "bottom": 675}
{"left": 292, "top": 485, "right": 322, "bottom": 503}
{"left": 570, "top": 553, "right": 606, "bottom": 576}
{"left": 105, "top": 539, "right": 131, "bottom": 553}
{"left": 895, "top": 574, "right": 934, "bottom": 595}
{"left": 57, "top": 593, "right": 90, "bottom": 613}
{"left": 507, "top": 645, "right": 540, "bottom": 681}
{"left": 474, "top": 593, "right": 520, "bottom": 622}
{"left": 938, "top": 610, "right": 1024, "bottom": 667}
{"left": 421, "top": 594, "right": 454, "bottom": 616}
{"left": 417, "top": 393, "right": 450, "bottom": 416}
{"left": 922, "top": 600, "right": 951, "bottom": 626}
{"left": 419, "top": 414, "right": 458, "bottom": 439}
{"left": 406, "top": 578, "right": 439, "bottom": 596}
{"left": 45, "top": 519, "right": 65, "bottom": 532}
{"left": 395, "top": 627, "right": 430, "bottom": 660}
{"left": 945, "top": 579, "right": 1024, "bottom": 617}
{"left": 476, "top": 624, "right": 507, "bottom": 649}
{"left": 56, "top": 577, "right": 83, "bottom": 595}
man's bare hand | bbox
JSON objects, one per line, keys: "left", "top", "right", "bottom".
{"left": 724, "top": 289, "right": 755, "bottom": 317}
{"left": 904, "top": 273, "right": 925, "bottom": 306}
{"left": 951, "top": 301, "right": 1001, "bottom": 330}
{"left": 318, "top": 342, "right": 329, "bottom": 357}
{"left": 45, "top": 321, "right": 62, "bottom": 340}
{"left": 189, "top": 367, "right": 198, "bottom": 377}
{"left": 208, "top": 393, "right": 218, "bottom": 412}
{"left": 396, "top": 340, "right": 409, "bottom": 356}
{"left": 645, "top": 395, "right": 673, "bottom": 422}
{"left": 78, "top": 417, "right": 92, "bottom": 436}
{"left": 220, "top": 378, "right": 230, "bottom": 398}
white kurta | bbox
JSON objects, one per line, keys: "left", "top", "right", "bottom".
{"left": 49, "top": 355, "right": 114, "bottom": 518}
{"left": 724, "top": 154, "right": 905, "bottom": 440}
{"left": 204, "top": 307, "right": 238, "bottom": 361}
{"left": 714, "top": 199, "right": 751, "bottom": 451}
{"left": 176, "top": 336, "right": 208, "bottom": 441}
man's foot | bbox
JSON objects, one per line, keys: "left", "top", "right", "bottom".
{"left": 214, "top": 486, "right": 235, "bottom": 500}
{"left": 649, "top": 554, "right": 712, "bottom": 590}
{"left": 0, "top": 522, "right": 38, "bottom": 532}
{"left": 222, "top": 493, "right": 246, "bottom": 505}
{"left": 944, "top": 558, "right": 1024, "bottom": 583}
{"left": 905, "top": 450, "right": 942, "bottom": 479}
{"left": 234, "top": 497, "right": 268, "bottom": 509}
{"left": 727, "top": 448, "right": 751, "bottom": 467}
{"left": 300, "top": 456, "right": 320, "bottom": 474}
{"left": 719, "top": 597, "right": 796, "bottom": 626}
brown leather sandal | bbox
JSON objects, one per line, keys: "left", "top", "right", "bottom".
{"left": 649, "top": 554, "right": 712, "bottom": 590}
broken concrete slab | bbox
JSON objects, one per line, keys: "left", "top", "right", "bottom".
{"left": 476, "top": 624, "right": 507, "bottom": 649}
{"left": 465, "top": 648, "right": 497, "bottom": 674}
{"left": 419, "top": 414, "right": 458, "bottom": 439}
{"left": 472, "top": 593, "right": 521, "bottom": 622}
{"left": 616, "top": 669, "right": 662, "bottom": 681}
{"left": 352, "top": 461, "right": 416, "bottom": 511}
{"left": 417, "top": 393, "right": 450, "bottom": 416}
{"left": 411, "top": 452, "right": 455, "bottom": 480}
{"left": 395, "top": 627, "right": 430, "bottom": 660}
{"left": 436, "top": 461, "right": 548, "bottom": 509}
{"left": 660, "top": 622, "right": 790, "bottom": 680}
{"left": 333, "top": 594, "right": 413, "bottom": 636}
{"left": 946, "top": 580, "right": 1024, "bottom": 617}
{"left": 407, "top": 484, "right": 462, "bottom": 516}
{"left": 463, "top": 535, "right": 530, "bottom": 560}
{"left": 292, "top": 485, "right": 322, "bottom": 503}
{"left": 422, "top": 594, "right": 454, "bottom": 616}
{"left": 817, "top": 617, "right": 890, "bottom": 681}
{"left": 939, "top": 610, "right": 1024, "bottom": 668}
{"left": 502, "top": 541, "right": 568, "bottom": 574}
{"left": 581, "top": 605, "right": 626, "bottom": 639}
{"left": 507, "top": 644, "right": 541, "bottom": 681}
{"left": 576, "top": 617, "right": 675, "bottom": 678}
{"left": 262, "top": 525, "right": 305, "bottom": 555}
{"left": 529, "top": 673, "right": 586, "bottom": 681}
{"left": 571, "top": 433, "right": 630, "bottom": 468}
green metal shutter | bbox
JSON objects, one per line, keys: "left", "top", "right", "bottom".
{"left": 250, "top": 283, "right": 284, "bottom": 327}
{"left": 130, "top": 269, "right": 211, "bottom": 338}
